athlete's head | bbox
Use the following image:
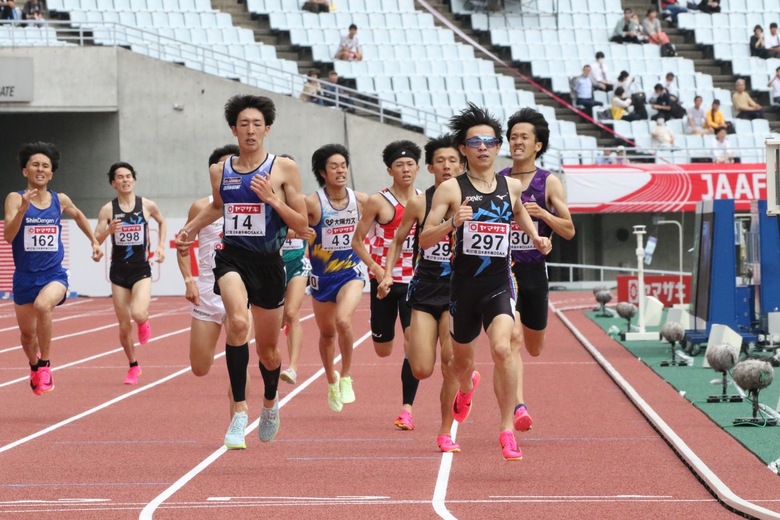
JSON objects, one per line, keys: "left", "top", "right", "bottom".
{"left": 224, "top": 94, "right": 276, "bottom": 128}
{"left": 311, "top": 143, "right": 350, "bottom": 188}
{"left": 506, "top": 107, "right": 550, "bottom": 159}
{"left": 448, "top": 103, "right": 503, "bottom": 148}
{"left": 208, "top": 144, "right": 240, "bottom": 166}
{"left": 424, "top": 134, "right": 464, "bottom": 184}
{"left": 424, "top": 133, "right": 462, "bottom": 166}
{"left": 107, "top": 161, "right": 137, "bottom": 183}
{"left": 18, "top": 142, "right": 60, "bottom": 173}
{"left": 382, "top": 140, "right": 421, "bottom": 167}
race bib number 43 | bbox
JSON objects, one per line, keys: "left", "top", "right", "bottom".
{"left": 24, "top": 225, "right": 59, "bottom": 252}
{"left": 225, "top": 203, "right": 266, "bottom": 236}
{"left": 510, "top": 221, "right": 539, "bottom": 251}
{"left": 323, "top": 224, "right": 355, "bottom": 251}
{"left": 463, "top": 222, "right": 509, "bottom": 257}
{"left": 114, "top": 224, "right": 144, "bottom": 246}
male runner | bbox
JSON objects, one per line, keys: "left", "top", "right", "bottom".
{"left": 280, "top": 231, "right": 310, "bottom": 385}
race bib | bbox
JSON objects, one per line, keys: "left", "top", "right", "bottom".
{"left": 24, "top": 225, "right": 59, "bottom": 252}
{"left": 509, "top": 221, "right": 539, "bottom": 251}
{"left": 462, "top": 221, "right": 509, "bottom": 257}
{"left": 401, "top": 226, "right": 416, "bottom": 253}
{"left": 224, "top": 203, "right": 265, "bottom": 236}
{"left": 422, "top": 239, "right": 451, "bottom": 263}
{"left": 322, "top": 223, "right": 355, "bottom": 251}
{"left": 282, "top": 238, "right": 304, "bottom": 251}
{"left": 114, "top": 223, "right": 144, "bottom": 247}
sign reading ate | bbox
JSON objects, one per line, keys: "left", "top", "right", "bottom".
{"left": 0, "top": 57, "right": 34, "bottom": 102}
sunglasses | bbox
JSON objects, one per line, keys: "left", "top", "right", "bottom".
{"left": 464, "top": 136, "right": 501, "bottom": 149}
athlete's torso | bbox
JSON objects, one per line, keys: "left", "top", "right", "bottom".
{"left": 11, "top": 190, "right": 64, "bottom": 273}
{"left": 110, "top": 196, "right": 149, "bottom": 264}
{"left": 413, "top": 186, "right": 452, "bottom": 281}
{"left": 368, "top": 188, "right": 418, "bottom": 283}
{"left": 309, "top": 188, "right": 361, "bottom": 276}
{"left": 499, "top": 167, "right": 554, "bottom": 265}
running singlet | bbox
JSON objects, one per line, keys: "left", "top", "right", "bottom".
{"left": 197, "top": 197, "right": 222, "bottom": 285}
{"left": 452, "top": 174, "right": 512, "bottom": 278}
{"left": 219, "top": 154, "right": 287, "bottom": 254}
{"left": 499, "top": 167, "right": 554, "bottom": 265}
{"left": 281, "top": 237, "right": 306, "bottom": 263}
{"left": 368, "top": 188, "right": 418, "bottom": 283}
{"left": 110, "top": 196, "right": 149, "bottom": 263}
{"left": 11, "top": 190, "right": 64, "bottom": 273}
{"left": 309, "top": 188, "right": 361, "bottom": 276}
{"left": 412, "top": 186, "right": 452, "bottom": 281}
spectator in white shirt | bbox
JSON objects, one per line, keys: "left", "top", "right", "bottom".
{"left": 571, "top": 64, "right": 603, "bottom": 113}
{"left": 686, "top": 95, "right": 712, "bottom": 135}
{"left": 768, "top": 66, "right": 780, "bottom": 104}
{"left": 590, "top": 51, "right": 614, "bottom": 92}
{"left": 651, "top": 117, "right": 675, "bottom": 149}
{"left": 335, "top": 24, "right": 362, "bottom": 61}
{"left": 765, "top": 23, "right": 780, "bottom": 55}
{"left": 711, "top": 128, "right": 734, "bottom": 163}
{"left": 661, "top": 72, "right": 679, "bottom": 102}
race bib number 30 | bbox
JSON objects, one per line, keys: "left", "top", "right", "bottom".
{"left": 323, "top": 224, "right": 355, "bottom": 251}
{"left": 114, "top": 224, "right": 144, "bottom": 246}
{"left": 24, "top": 226, "right": 59, "bottom": 252}
{"left": 463, "top": 222, "right": 509, "bottom": 257}
{"left": 510, "top": 221, "right": 539, "bottom": 251}
{"left": 225, "top": 203, "right": 266, "bottom": 236}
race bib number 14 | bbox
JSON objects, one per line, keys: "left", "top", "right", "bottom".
{"left": 225, "top": 203, "right": 266, "bottom": 236}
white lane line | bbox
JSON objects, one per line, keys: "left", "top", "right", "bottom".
{"left": 432, "top": 421, "right": 458, "bottom": 520}
{"left": 552, "top": 303, "right": 780, "bottom": 520}
{"left": 139, "top": 329, "right": 372, "bottom": 520}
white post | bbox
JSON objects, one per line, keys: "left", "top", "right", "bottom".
{"left": 625, "top": 225, "right": 660, "bottom": 341}
{"left": 656, "top": 220, "right": 684, "bottom": 306}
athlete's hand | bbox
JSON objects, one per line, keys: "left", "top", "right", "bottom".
{"left": 377, "top": 275, "right": 393, "bottom": 300}
{"left": 369, "top": 262, "right": 385, "bottom": 284}
{"left": 452, "top": 199, "right": 473, "bottom": 228}
{"left": 522, "top": 201, "right": 546, "bottom": 220}
{"left": 175, "top": 230, "right": 194, "bottom": 256}
{"left": 297, "top": 227, "right": 317, "bottom": 242}
{"left": 184, "top": 278, "right": 200, "bottom": 306}
{"left": 533, "top": 236, "right": 552, "bottom": 255}
{"left": 107, "top": 218, "right": 122, "bottom": 234}
{"left": 20, "top": 189, "right": 37, "bottom": 208}
{"left": 250, "top": 174, "right": 278, "bottom": 206}
{"left": 155, "top": 245, "right": 166, "bottom": 263}
{"left": 91, "top": 242, "right": 103, "bottom": 262}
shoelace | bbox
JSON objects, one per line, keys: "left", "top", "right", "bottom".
{"left": 228, "top": 416, "right": 246, "bottom": 434}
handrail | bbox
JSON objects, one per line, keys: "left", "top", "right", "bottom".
{"left": 547, "top": 261, "right": 691, "bottom": 287}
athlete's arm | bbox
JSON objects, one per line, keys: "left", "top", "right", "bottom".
{"left": 145, "top": 198, "right": 168, "bottom": 263}
{"left": 351, "top": 194, "right": 383, "bottom": 280}
{"left": 419, "top": 179, "right": 464, "bottom": 249}
{"left": 177, "top": 198, "right": 208, "bottom": 306}
{"left": 251, "top": 157, "right": 313, "bottom": 239}
{"left": 93, "top": 203, "right": 117, "bottom": 246}
{"left": 3, "top": 191, "right": 29, "bottom": 243}
{"left": 378, "top": 194, "right": 423, "bottom": 297}
{"left": 60, "top": 193, "right": 103, "bottom": 262}
{"left": 176, "top": 163, "right": 223, "bottom": 255}
{"left": 509, "top": 180, "right": 552, "bottom": 255}
{"left": 527, "top": 175, "right": 574, "bottom": 240}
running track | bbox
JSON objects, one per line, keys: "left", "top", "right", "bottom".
{"left": 0, "top": 292, "right": 778, "bottom": 519}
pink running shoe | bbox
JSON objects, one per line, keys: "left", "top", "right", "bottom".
{"left": 514, "top": 404, "right": 533, "bottom": 432}
{"left": 499, "top": 430, "right": 523, "bottom": 461}
{"left": 36, "top": 367, "right": 55, "bottom": 394}
{"left": 124, "top": 365, "right": 142, "bottom": 385}
{"left": 437, "top": 434, "right": 461, "bottom": 453}
{"left": 138, "top": 321, "right": 151, "bottom": 345}
{"left": 452, "top": 371, "right": 481, "bottom": 423}
{"left": 29, "top": 370, "right": 43, "bottom": 396}
{"left": 393, "top": 410, "right": 414, "bottom": 430}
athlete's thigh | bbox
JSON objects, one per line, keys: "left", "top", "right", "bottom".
{"left": 250, "top": 304, "right": 283, "bottom": 350}
{"left": 35, "top": 281, "right": 68, "bottom": 310}
{"left": 335, "top": 279, "right": 364, "bottom": 321}
{"left": 189, "top": 318, "right": 223, "bottom": 368}
{"left": 111, "top": 284, "right": 133, "bottom": 320}
{"left": 14, "top": 303, "right": 37, "bottom": 337}
{"left": 284, "top": 275, "right": 307, "bottom": 313}
{"left": 486, "top": 313, "right": 514, "bottom": 356}
{"left": 217, "top": 272, "right": 249, "bottom": 318}
{"left": 408, "top": 309, "right": 439, "bottom": 369}
{"left": 130, "top": 276, "right": 152, "bottom": 315}
{"left": 312, "top": 298, "right": 337, "bottom": 336}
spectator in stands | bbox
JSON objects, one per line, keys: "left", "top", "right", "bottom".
{"left": 661, "top": 72, "right": 679, "bottom": 102}
{"left": 651, "top": 118, "right": 676, "bottom": 149}
{"left": 335, "top": 24, "right": 362, "bottom": 61}
{"left": 611, "top": 87, "right": 644, "bottom": 121}
{"left": 0, "top": 0, "right": 17, "bottom": 20}
{"left": 615, "top": 145, "right": 630, "bottom": 164}
{"left": 711, "top": 128, "right": 734, "bottom": 163}
{"left": 661, "top": 0, "right": 687, "bottom": 26}
{"left": 686, "top": 95, "right": 713, "bottom": 135}
{"left": 767, "top": 66, "right": 780, "bottom": 105}
{"left": 642, "top": 9, "right": 671, "bottom": 47}
{"left": 732, "top": 79, "right": 765, "bottom": 121}
{"left": 322, "top": 70, "right": 353, "bottom": 111}
{"left": 595, "top": 149, "right": 617, "bottom": 165}
{"left": 650, "top": 83, "right": 674, "bottom": 121}
{"left": 611, "top": 8, "right": 643, "bottom": 44}
{"left": 705, "top": 98, "right": 729, "bottom": 134}
{"left": 697, "top": 0, "right": 720, "bottom": 14}
{"left": 590, "top": 51, "right": 614, "bottom": 92}
{"left": 300, "top": 69, "right": 323, "bottom": 105}
{"left": 750, "top": 25, "right": 772, "bottom": 59}
{"left": 21, "top": 0, "right": 43, "bottom": 25}
{"left": 302, "top": 0, "right": 329, "bottom": 13}
{"left": 570, "top": 65, "right": 603, "bottom": 114}
{"left": 632, "top": 13, "right": 650, "bottom": 43}
{"left": 764, "top": 23, "right": 780, "bottom": 57}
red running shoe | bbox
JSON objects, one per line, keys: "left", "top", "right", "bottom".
{"left": 123, "top": 365, "right": 142, "bottom": 385}
{"left": 437, "top": 434, "right": 461, "bottom": 453}
{"left": 393, "top": 410, "right": 414, "bottom": 430}
{"left": 36, "top": 366, "right": 55, "bottom": 394}
{"left": 452, "top": 371, "right": 480, "bottom": 423}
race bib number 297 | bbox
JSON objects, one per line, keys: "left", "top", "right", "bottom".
{"left": 463, "top": 222, "right": 509, "bottom": 257}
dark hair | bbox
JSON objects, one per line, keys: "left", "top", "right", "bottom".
{"left": 108, "top": 161, "right": 136, "bottom": 183}
{"left": 382, "top": 140, "right": 422, "bottom": 167}
{"left": 449, "top": 103, "right": 503, "bottom": 147}
{"left": 279, "top": 153, "right": 294, "bottom": 160}
{"left": 694, "top": 95, "right": 702, "bottom": 102}
{"left": 18, "top": 141, "right": 61, "bottom": 172}
{"left": 665, "top": 72, "right": 675, "bottom": 79}
{"left": 224, "top": 94, "right": 276, "bottom": 127}
{"left": 654, "top": 83, "right": 664, "bottom": 91}
{"left": 647, "top": 8, "right": 656, "bottom": 15}
{"left": 772, "top": 22, "right": 778, "bottom": 29}
{"left": 624, "top": 7, "right": 632, "bottom": 13}
{"left": 618, "top": 70, "right": 629, "bottom": 81}
{"left": 424, "top": 133, "right": 462, "bottom": 166}
{"left": 755, "top": 24, "right": 763, "bottom": 31}
{"left": 348, "top": 23, "right": 357, "bottom": 30}
{"left": 208, "top": 144, "right": 240, "bottom": 166}
{"left": 713, "top": 98, "right": 721, "bottom": 105}
{"left": 505, "top": 107, "right": 549, "bottom": 158}
{"left": 311, "top": 143, "right": 349, "bottom": 188}
{"left": 595, "top": 51, "right": 605, "bottom": 59}
{"left": 614, "top": 86, "right": 625, "bottom": 97}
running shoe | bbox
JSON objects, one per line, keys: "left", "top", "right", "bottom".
{"left": 499, "top": 429, "right": 523, "bottom": 461}
{"left": 339, "top": 375, "right": 355, "bottom": 404}
{"left": 437, "top": 434, "right": 461, "bottom": 453}
{"left": 36, "top": 366, "right": 55, "bottom": 394}
{"left": 328, "top": 372, "right": 343, "bottom": 412}
{"left": 29, "top": 370, "right": 42, "bottom": 396}
{"left": 514, "top": 404, "right": 533, "bottom": 432}
{"left": 280, "top": 368, "right": 297, "bottom": 385}
{"left": 452, "top": 370, "right": 480, "bottom": 423}
{"left": 123, "top": 365, "right": 142, "bottom": 385}
{"left": 138, "top": 321, "right": 152, "bottom": 345}
{"left": 393, "top": 410, "right": 414, "bottom": 430}
{"left": 224, "top": 411, "right": 248, "bottom": 450}
{"left": 258, "top": 396, "right": 280, "bottom": 443}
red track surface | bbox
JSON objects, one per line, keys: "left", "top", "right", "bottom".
{"left": 0, "top": 293, "right": 778, "bottom": 519}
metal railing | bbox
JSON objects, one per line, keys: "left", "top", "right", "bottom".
{"left": 547, "top": 261, "right": 691, "bottom": 290}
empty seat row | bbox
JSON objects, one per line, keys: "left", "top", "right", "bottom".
{"left": 357, "top": 74, "right": 519, "bottom": 96}
{"left": 287, "top": 27, "right": 454, "bottom": 47}
{"left": 48, "top": 0, "right": 212, "bottom": 12}
{"left": 267, "top": 10, "right": 435, "bottom": 30}
{"left": 333, "top": 57, "right": 496, "bottom": 78}
{"left": 68, "top": 10, "right": 232, "bottom": 28}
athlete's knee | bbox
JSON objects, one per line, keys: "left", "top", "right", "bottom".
{"left": 373, "top": 341, "right": 393, "bottom": 357}
{"left": 190, "top": 360, "right": 212, "bottom": 377}
{"left": 225, "top": 314, "right": 250, "bottom": 343}
{"left": 20, "top": 329, "right": 36, "bottom": 346}
{"left": 411, "top": 362, "right": 434, "bottom": 380}
{"left": 334, "top": 315, "right": 352, "bottom": 335}
{"left": 491, "top": 341, "right": 512, "bottom": 363}
{"left": 131, "top": 309, "right": 149, "bottom": 325}
{"left": 32, "top": 299, "right": 54, "bottom": 316}
{"left": 284, "top": 308, "right": 298, "bottom": 325}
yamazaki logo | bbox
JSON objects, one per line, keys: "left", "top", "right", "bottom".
{"left": 29, "top": 226, "right": 56, "bottom": 233}
{"left": 227, "top": 204, "right": 261, "bottom": 213}
{"left": 469, "top": 222, "right": 507, "bottom": 233}
{"left": 121, "top": 224, "right": 142, "bottom": 232}
{"left": 327, "top": 225, "right": 354, "bottom": 234}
